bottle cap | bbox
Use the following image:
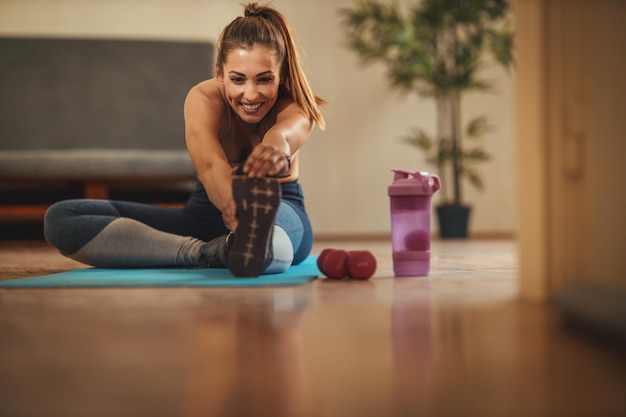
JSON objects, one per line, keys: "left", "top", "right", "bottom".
{"left": 388, "top": 169, "right": 440, "bottom": 196}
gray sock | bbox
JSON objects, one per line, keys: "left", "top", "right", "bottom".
{"left": 70, "top": 218, "right": 204, "bottom": 268}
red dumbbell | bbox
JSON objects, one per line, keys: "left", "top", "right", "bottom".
{"left": 346, "top": 250, "right": 377, "bottom": 280}
{"left": 317, "top": 248, "right": 349, "bottom": 279}
{"left": 317, "top": 249, "right": 376, "bottom": 280}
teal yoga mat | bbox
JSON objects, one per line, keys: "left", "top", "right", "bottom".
{"left": 0, "top": 256, "right": 320, "bottom": 288}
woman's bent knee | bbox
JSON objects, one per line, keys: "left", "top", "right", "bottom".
{"left": 264, "top": 226, "right": 294, "bottom": 274}
{"left": 43, "top": 200, "right": 78, "bottom": 247}
{"left": 44, "top": 199, "right": 118, "bottom": 255}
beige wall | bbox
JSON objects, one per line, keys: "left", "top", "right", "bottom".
{"left": 0, "top": 0, "right": 516, "bottom": 237}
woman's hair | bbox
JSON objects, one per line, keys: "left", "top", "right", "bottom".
{"left": 216, "top": 2, "right": 326, "bottom": 129}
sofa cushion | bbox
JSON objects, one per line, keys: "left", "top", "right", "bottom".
{"left": 0, "top": 150, "right": 195, "bottom": 180}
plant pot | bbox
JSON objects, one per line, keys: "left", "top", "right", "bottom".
{"left": 436, "top": 204, "right": 471, "bottom": 238}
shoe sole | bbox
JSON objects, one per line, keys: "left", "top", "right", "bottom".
{"left": 229, "top": 175, "right": 281, "bottom": 277}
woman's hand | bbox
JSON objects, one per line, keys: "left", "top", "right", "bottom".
{"left": 241, "top": 143, "right": 290, "bottom": 178}
{"left": 222, "top": 197, "right": 238, "bottom": 232}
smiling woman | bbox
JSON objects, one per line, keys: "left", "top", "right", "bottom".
{"left": 43, "top": 2, "right": 326, "bottom": 278}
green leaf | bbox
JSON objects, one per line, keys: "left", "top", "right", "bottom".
{"left": 463, "top": 146, "right": 492, "bottom": 162}
{"left": 402, "top": 127, "right": 434, "bottom": 151}
{"left": 466, "top": 115, "right": 495, "bottom": 138}
{"left": 489, "top": 28, "right": 515, "bottom": 69}
{"left": 463, "top": 167, "right": 486, "bottom": 191}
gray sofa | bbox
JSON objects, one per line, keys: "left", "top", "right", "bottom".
{"left": 0, "top": 37, "right": 213, "bottom": 218}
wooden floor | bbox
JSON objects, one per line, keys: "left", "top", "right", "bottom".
{"left": 1, "top": 238, "right": 625, "bottom": 417}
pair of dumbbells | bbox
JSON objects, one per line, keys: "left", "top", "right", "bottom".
{"left": 317, "top": 249, "right": 377, "bottom": 280}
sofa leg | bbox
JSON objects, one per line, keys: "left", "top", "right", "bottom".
{"left": 83, "top": 182, "right": 109, "bottom": 199}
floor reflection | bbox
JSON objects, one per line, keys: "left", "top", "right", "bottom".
{"left": 182, "top": 287, "right": 313, "bottom": 417}
{"left": 392, "top": 280, "right": 435, "bottom": 415}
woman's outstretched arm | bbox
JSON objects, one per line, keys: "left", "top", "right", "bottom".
{"left": 184, "top": 80, "right": 238, "bottom": 231}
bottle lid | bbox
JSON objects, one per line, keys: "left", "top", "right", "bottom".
{"left": 388, "top": 169, "right": 441, "bottom": 196}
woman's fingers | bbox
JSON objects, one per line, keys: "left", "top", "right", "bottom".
{"left": 244, "top": 144, "right": 289, "bottom": 177}
{"left": 222, "top": 199, "right": 238, "bottom": 231}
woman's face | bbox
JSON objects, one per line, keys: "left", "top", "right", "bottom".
{"left": 219, "top": 45, "right": 282, "bottom": 125}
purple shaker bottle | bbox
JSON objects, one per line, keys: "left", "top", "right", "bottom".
{"left": 388, "top": 170, "right": 440, "bottom": 276}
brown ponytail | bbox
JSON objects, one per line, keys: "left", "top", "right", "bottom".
{"left": 216, "top": 2, "right": 326, "bottom": 129}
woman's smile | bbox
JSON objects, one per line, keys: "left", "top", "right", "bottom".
{"left": 241, "top": 102, "right": 264, "bottom": 112}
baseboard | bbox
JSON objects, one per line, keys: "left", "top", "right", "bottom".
{"left": 554, "top": 282, "right": 626, "bottom": 346}
{"left": 313, "top": 232, "right": 390, "bottom": 242}
{"left": 313, "top": 231, "right": 516, "bottom": 241}
{"left": 465, "top": 231, "right": 517, "bottom": 240}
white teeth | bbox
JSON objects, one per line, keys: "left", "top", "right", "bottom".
{"left": 242, "top": 103, "right": 262, "bottom": 110}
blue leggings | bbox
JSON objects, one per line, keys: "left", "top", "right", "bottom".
{"left": 44, "top": 180, "right": 313, "bottom": 267}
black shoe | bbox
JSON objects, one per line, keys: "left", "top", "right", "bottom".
{"left": 197, "top": 233, "right": 233, "bottom": 268}
{"left": 229, "top": 173, "right": 281, "bottom": 277}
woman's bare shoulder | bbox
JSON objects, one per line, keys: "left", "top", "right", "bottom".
{"left": 185, "top": 78, "right": 227, "bottom": 124}
{"left": 188, "top": 78, "right": 223, "bottom": 103}
{"left": 184, "top": 78, "right": 228, "bottom": 138}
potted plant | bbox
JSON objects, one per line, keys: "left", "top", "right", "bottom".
{"left": 340, "top": 0, "right": 514, "bottom": 238}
